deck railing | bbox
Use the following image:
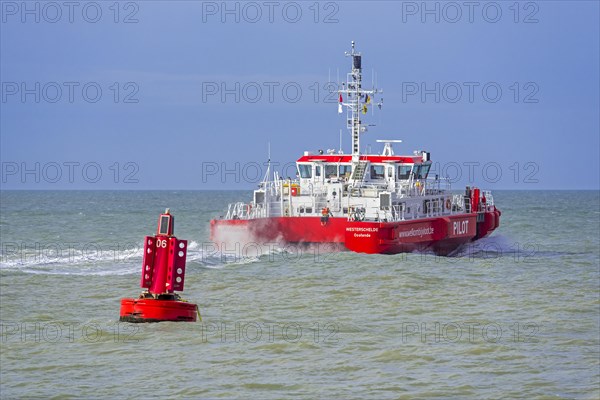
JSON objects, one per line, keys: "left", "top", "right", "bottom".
{"left": 220, "top": 180, "right": 494, "bottom": 222}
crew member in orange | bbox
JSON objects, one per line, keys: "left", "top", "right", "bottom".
{"left": 320, "top": 207, "right": 331, "bottom": 225}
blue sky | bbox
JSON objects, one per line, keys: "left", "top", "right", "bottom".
{"left": 1, "top": 0, "right": 598, "bottom": 190}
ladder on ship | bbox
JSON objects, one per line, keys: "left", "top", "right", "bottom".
{"left": 351, "top": 161, "right": 367, "bottom": 183}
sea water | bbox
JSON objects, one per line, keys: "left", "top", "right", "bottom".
{"left": 1, "top": 190, "right": 598, "bottom": 399}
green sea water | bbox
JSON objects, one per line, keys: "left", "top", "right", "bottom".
{"left": 1, "top": 190, "right": 598, "bottom": 399}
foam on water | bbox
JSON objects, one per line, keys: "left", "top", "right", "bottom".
{"left": 1, "top": 232, "right": 536, "bottom": 275}
{"left": 0, "top": 242, "right": 144, "bottom": 275}
{"left": 452, "top": 234, "right": 517, "bottom": 258}
{"left": 0, "top": 238, "right": 296, "bottom": 275}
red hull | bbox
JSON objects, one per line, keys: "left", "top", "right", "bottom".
{"left": 210, "top": 209, "right": 500, "bottom": 255}
{"left": 119, "top": 298, "right": 197, "bottom": 323}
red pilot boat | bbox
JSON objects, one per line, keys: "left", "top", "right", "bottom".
{"left": 210, "top": 42, "right": 501, "bottom": 255}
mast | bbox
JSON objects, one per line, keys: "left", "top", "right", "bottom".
{"left": 338, "top": 41, "right": 382, "bottom": 162}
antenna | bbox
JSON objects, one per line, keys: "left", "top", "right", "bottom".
{"left": 339, "top": 129, "right": 343, "bottom": 153}
{"left": 338, "top": 41, "right": 383, "bottom": 162}
{"left": 262, "top": 142, "right": 272, "bottom": 184}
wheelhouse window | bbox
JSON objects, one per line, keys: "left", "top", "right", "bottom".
{"left": 325, "top": 164, "right": 337, "bottom": 178}
{"left": 298, "top": 164, "right": 312, "bottom": 178}
{"left": 370, "top": 165, "right": 385, "bottom": 180}
{"left": 412, "top": 165, "right": 422, "bottom": 179}
{"left": 398, "top": 165, "right": 412, "bottom": 180}
{"left": 339, "top": 165, "right": 352, "bottom": 179}
{"left": 418, "top": 164, "right": 431, "bottom": 179}
{"left": 315, "top": 165, "right": 321, "bottom": 177}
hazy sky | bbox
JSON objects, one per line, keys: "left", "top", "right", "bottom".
{"left": 1, "top": 1, "right": 598, "bottom": 190}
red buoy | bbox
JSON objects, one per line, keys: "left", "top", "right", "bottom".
{"left": 120, "top": 209, "right": 198, "bottom": 323}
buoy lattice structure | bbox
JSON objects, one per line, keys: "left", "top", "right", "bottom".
{"left": 119, "top": 209, "right": 198, "bottom": 323}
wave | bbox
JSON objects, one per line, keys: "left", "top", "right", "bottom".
{"left": 0, "top": 242, "right": 145, "bottom": 276}
{"left": 3, "top": 235, "right": 541, "bottom": 274}
{"left": 187, "top": 240, "right": 309, "bottom": 268}
{"left": 0, "top": 239, "right": 296, "bottom": 275}
{"left": 449, "top": 234, "right": 563, "bottom": 260}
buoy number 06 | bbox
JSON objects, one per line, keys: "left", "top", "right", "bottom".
{"left": 156, "top": 239, "right": 168, "bottom": 248}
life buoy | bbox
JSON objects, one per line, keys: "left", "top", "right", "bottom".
{"left": 445, "top": 199, "right": 451, "bottom": 210}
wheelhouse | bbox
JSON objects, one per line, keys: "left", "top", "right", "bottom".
{"left": 295, "top": 153, "right": 431, "bottom": 185}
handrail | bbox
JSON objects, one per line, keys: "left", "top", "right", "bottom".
{"left": 219, "top": 180, "right": 496, "bottom": 221}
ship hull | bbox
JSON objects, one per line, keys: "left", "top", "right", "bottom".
{"left": 210, "top": 209, "right": 500, "bottom": 255}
